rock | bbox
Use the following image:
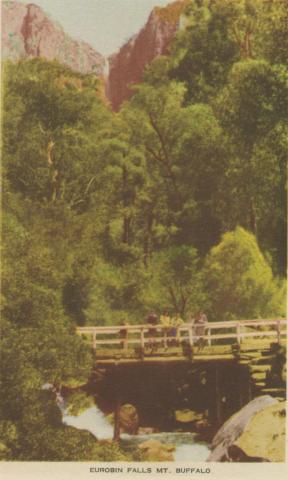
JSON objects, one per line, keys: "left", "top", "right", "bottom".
{"left": 138, "top": 427, "right": 158, "bottom": 435}
{"left": 175, "top": 409, "right": 204, "bottom": 423}
{"left": 208, "top": 395, "right": 279, "bottom": 462}
{"left": 232, "top": 402, "right": 285, "bottom": 462}
{"left": 119, "top": 404, "right": 139, "bottom": 435}
{"left": 2, "top": 1, "right": 104, "bottom": 75}
{"left": 107, "top": 0, "right": 190, "bottom": 110}
{"left": 139, "top": 439, "right": 175, "bottom": 461}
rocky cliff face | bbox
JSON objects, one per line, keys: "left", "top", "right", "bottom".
{"left": 107, "top": 0, "right": 189, "bottom": 111}
{"left": 2, "top": 1, "right": 105, "bottom": 75}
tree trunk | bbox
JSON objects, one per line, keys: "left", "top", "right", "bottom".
{"left": 47, "top": 138, "right": 61, "bottom": 202}
{"left": 122, "top": 214, "right": 132, "bottom": 244}
{"left": 249, "top": 201, "right": 257, "bottom": 237}
{"left": 143, "top": 211, "right": 153, "bottom": 267}
{"left": 113, "top": 399, "right": 121, "bottom": 442}
{"left": 122, "top": 165, "right": 132, "bottom": 244}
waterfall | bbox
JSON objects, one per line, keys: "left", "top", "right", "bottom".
{"left": 174, "top": 442, "right": 210, "bottom": 461}
{"left": 43, "top": 384, "right": 210, "bottom": 460}
{"left": 62, "top": 405, "right": 114, "bottom": 440}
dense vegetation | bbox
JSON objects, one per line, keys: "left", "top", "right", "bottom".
{"left": 1, "top": 0, "right": 286, "bottom": 460}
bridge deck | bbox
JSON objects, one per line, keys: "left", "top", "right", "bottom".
{"left": 95, "top": 340, "right": 287, "bottom": 366}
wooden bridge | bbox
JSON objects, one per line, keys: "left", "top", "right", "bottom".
{"left": 77, "top": 319, "right": 287, "bottom": 437}
{"left": 77, "top": 318, "right": 287, "bottom": 365}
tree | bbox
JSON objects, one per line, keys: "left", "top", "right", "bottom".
{"left": 204, "top": 227, "right": 286, "bottom": 321}
{"left": 170, "top": 0, "right": 241, "bottom": 103}
{"left": 3, "top": 59, "right": 111, "bottom": 206}
{"left": 141, "top": 246, "right": 206, "bottom": 317}
{"left": 215, "top": 60, "right": 287, "bottom": 270}
{"left": 254, "top": 0, "right": 288, "bottom": 65}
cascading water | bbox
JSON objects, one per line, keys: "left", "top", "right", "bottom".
{"left": 45, "top": 384, "right": 210, "bottom": 460}
{"left": 63, "top": 405, "right": 114, "bottom": 440}
{"left": 61, "top": 402, "right": 210, "bottom": 460}
{"left": 120, "top": 432, "right": 210, "bottom": 461}
{"left": 45, "top": 384, "right": 114, "bottom": 440}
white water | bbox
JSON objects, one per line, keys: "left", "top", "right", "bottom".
{"left": 174, "top": 442, "right": 210, "bottom": 461}
{"left": 61, "top": 403, "right": 210, "bottom": 461}
{"left": 121, "top": 432, "right": 210, "bottom": 461}
{"left": 63, "top": 405, "right": 114, "bottom": 439}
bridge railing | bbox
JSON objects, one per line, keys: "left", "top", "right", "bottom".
{"left": 77, "top": 318, "right": 287, "bottom": 351}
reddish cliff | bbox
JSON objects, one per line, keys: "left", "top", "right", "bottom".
{"left": 2, "top": 1, "right": 105, "bottom": 75}
{"left": 107, "top": 0, "right": 189, "bottom": 111}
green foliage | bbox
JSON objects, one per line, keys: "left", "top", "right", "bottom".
{"left": 214, "top": 60, "right": 287, "bottom": 269}
{"left": 3, "top": 59, "right": 111, "bottom": 205}
{"left": 170, "top": 0, "right": 240, "bottom": 103}
{"left": 140, "top": 246, "right": 207, "bottom": 317}
{"left": 217, "top": 60, "right": 287, "bottom": 147}
{"left": 204, "top": 227, "right": 286, "bottom": 321}
{"left": 254, "top": 0, "right": 288, "bottom": 64}
{"left": 1, "top": 0, "right": 286, "bottom": 459}
{"left": 65, "top": 393, "right": 94, "bottom": 416}
{"left": 15, "top": 425, "right": 129, "bottom": 461}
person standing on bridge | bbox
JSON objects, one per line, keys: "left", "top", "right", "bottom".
{"left": 194, "top": 311, "right": 207, "bottom": 349}
{"left": 119, "top": 321, "right": 129, "bottom": 351}
{"left": 169, "top": 312, "right": 184, "bottom": 346}
{"left": 160, "top": 309, "right": 171, "bottom": 350}
{"left": 146, "top": 311, "right": 158, "bottom": 352}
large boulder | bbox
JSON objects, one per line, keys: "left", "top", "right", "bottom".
{"left": 119, "top": 404, "right": 139, "bottom": 435}
{"left": 139, "top": 439, "right": 175, "bottom": 461}
{"left": 208, "top": 395, "right": 280, "bottom": 462}
{"left": 232, "top": 402, "right": 286, "bottom": 462}
{"left": 105, "top": 404, "right": 139, "bottom": 434}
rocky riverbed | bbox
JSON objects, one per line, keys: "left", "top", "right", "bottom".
{"left": 59, "top": 390, "right": 285, "bottom": 462}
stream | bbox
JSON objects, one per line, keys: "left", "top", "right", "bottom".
{"left": 62, "top": 404, "right": 210, "bottom": 461}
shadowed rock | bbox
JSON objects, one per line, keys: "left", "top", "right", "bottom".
{"left": 208, "top": 395, "right": 279, "bottom": 462}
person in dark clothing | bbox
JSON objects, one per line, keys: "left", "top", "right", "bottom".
{"left": 146, "top": 311, "right": 158, "bottom": 351}
{"left": 119, "top": 321, "right": 129, "bottom": 351}
{"left": 194, "top": 311, "right": 207, "bottom": 349}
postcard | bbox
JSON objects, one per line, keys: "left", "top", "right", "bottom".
{"left": 0, "top": 1, "right": 287, "bottom": 479}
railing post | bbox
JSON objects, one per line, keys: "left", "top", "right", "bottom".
{"left": 276, "top": 320, "right": 281, "bottom": 344}
{"left": 163, "top": 328, "right": 168, "bottom": 349}
{"left": 188, "top": 325, "right": 194, "bottom": 347}
{"left": 176, "top": 326, "right": 180, "bottom": 346}
{"left": 207, "top": 328, "right": 211, "bottom": 346}
{"left": 236, "top": 323, "right": 241, "bottom": 345}
{"left": 140, "top": 328, "right": 145, "bottom": 350}
{"left": 92, "top": 331, "right": 97, "bottom": 350}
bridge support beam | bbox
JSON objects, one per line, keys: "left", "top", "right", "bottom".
{"left": 113, "top": 366, "right": 122, "bottom": 442}
{"left": 215, "top": 366, "right": 222, "bottom": 426}
{"left": 113, "top": 398, "right": 121, "bottom": 442}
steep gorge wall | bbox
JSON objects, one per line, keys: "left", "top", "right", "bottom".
{"left": 2, "top": 1, "right": 105, "bottom": 75}
{"left": 107, "top": 0, "right": 189, "bottom": 111}
{"left": 2, "top": 0, "right": 189, "bottom": 107}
